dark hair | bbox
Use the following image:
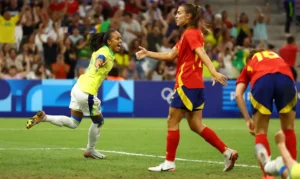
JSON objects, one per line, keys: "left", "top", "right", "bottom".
{"left": 245, "top": 48, "right": 265, "bottom": 63}
{"left": 89, "top": 30, "right": 116, "bottom": 52}
{"left": 181, "top": 3, "right": 206, "bottom": 30}
{"left": 287, "top": 36, "right": 295, "bottom": 44}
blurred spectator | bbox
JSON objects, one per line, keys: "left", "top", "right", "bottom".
{"left": 42, "top": 36, "right": 59, "bottom": 66}
{"left": 148, "top": 61, "right": 166, "bottom": 80}
{"left": 61, "top": 37, "right": 77, "bottom": 79}
{"left": 0, "top": 0, "right": 292, "bottom": 82}
{"left": 0, "top": 55, "right": 30, "bottom": 79}
{"left": 69, "top": 27, "right": 83, "bottom": 45}
{"left": 284, "top": 0, "right": 295, "bottom": 36}
{"left": 0, "top": 6, "right": 25, "bottom": 45}
{"left": 115, "top": 45, "right": 130, "bottom": 67}
{"left": 253, "top": 4, "right": 270, "bottom": 46}
{"left": 222, "top": 10, "right": 233, "bottom": 29}
{"left": 126, "top": 59, "right": 139, "bottom": 80}
{"left": 51, "top": 54, "right": 69, "bottom": 79}
{"left": 107, "top": 66, "right": 124, "bottom": 80}
{"left": 120, "top": 12, "right": 142, "bottom": 45}
{"left": 75, "top": 37, "right": 90, "bottom": 70}
{"left": 74, "top": 66, "right": 86, "bottom": 79}
{"left": 6, "top": 48, "right": 24, "bottom": 72}
{"left": 219, "top": 47, "right": 239, "bottom": 80}
{"left": 279, "top": 36, "right": 300, "bottom": 80}
{"left": 27, "top": 63, "right": 52, "bottom": 79}
{"left": 234, "top": 8, "right": 250, "bottom": 46}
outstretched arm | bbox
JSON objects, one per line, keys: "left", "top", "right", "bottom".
{"left": 136, "top": 46, "right": 178, "bottom": 62}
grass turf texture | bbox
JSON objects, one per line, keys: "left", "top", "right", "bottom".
{"left": 0, "top": 118, "right": 299, "bottom": 179}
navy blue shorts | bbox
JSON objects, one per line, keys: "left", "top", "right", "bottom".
{"left": 170, "top": 86, "right": 205, "bottom": 111}
{"left": 251, "top": 73, "right": 297, "bottom": 115}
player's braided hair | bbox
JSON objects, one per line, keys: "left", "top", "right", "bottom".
{"left": 89, "top": 29, "right": 116, "bottom": 52}
{"left": 182, "top": 3, "right": 208, "bottom": 31}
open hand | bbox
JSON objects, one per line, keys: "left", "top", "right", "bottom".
{"left": 135, "top": 46, "right": 148, "bottom": 60}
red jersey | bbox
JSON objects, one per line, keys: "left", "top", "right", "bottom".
{"left": 279, "top": 45, "right": 298, "bottom": 67}
{"left": 174, "top": 28, "right": 204, "bottom": 89}
{"left": 236, "top": 50, "right": 294, "bottom": 88}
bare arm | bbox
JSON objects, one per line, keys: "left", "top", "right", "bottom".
{"left": 195, "top": 47, "right": 217, "bottom": 75}
{"left": 19, "top": 58, "right": 31, "bottom": 78}
{"left": 235, "top": 83, "right": 251, "bottom": 120}
{"left": 275, "top": 131, "right": 297, "bottom": 170}
{"left": 236, "top": 82, "right": 255, "bottom": 135}
{"left": 136, "top": 46, "right": 178, "bottom": 62}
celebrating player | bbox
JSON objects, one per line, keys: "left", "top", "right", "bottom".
{"left": 26, "top": 30, "right": 123, "bottom": 159}
{"left": 235, "top": 49, "right": 297, "bottom": 179}
{"left": 256, "top": 130, "right": 300, "bottom": 179}
{"left": 136, "top": 3, "right": 238, "bottom": 172}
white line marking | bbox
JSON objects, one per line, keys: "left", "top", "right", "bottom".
{"left": 0, "top": 128, "right": 246, "bottom": 131}
{"left": 0, "top": 147, "right": 259, "bottom": 168}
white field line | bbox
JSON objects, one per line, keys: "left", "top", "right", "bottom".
{"left": 0, "top": 128, "right": 246, "bottom": 131}
{"left": 0, "top": 147, "right": 259, "bottom": 169}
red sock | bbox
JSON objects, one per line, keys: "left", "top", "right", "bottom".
{"left": 255, "top": 134, "right": 271, "bottom": 177}
{"left": 255, "top": 134, "right": 271, "bottom": 156}
{"left": 200, "top": 127, "right": 227, "bottom": 153}
{"left": 283, "top": 129, "right": 297, "bottom": 160}
{"left": 165, "top": 130, "right": 180, "bottom": 161}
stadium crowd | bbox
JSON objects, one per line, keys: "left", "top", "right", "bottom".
{"left": 0, "top": 0, "right": 298, "bottom": 81}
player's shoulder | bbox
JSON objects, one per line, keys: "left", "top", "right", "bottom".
{"left": 184, "top": 28, "right": 202, "bottom": 36}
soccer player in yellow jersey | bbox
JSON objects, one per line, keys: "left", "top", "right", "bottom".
{"left": 256, "top": 130, "right": 300, "bottom": 179}
{"left": 26, "top": 30, "right": 122, "bottom": 159}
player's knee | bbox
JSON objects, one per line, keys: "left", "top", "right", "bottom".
{"left": 91, "top": 116, "right": 104, "bottom": 128}
{"left": 189, "top": 123, "right": 205, "bottom": 134}
{"left": 70, "top": 116, "right": 81, "bottom": 129}
{"left": 167, "top": 116, "right": 179, "bottom": 129}
{"left": 70, "top": 121, "right": 79, "bottom": 129}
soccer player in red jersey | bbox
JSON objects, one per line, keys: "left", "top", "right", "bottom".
{"left": 136, "top": 3, "right": 238, "bottom": 172}
{"left": 235, "top": 49, "right": 298, "bottom": 179}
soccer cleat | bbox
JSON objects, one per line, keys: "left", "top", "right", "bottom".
{"left": 148, "top": 161, "right": 176, "bottom": 172}
{"left": 83, "top": 150, "right": 106, "bottom": 159}
{"left": 223, "top": 149, "right": 239, "bottom": 172}
{"left": 26, "top": 110, "right": 46, "bottom": 129}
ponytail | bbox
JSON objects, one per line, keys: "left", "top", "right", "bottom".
{"left": 182, "top": 3, "right": 207, "bottom": 30}
{"left": 89, "top": 29, "right": 117, "bottom": 52}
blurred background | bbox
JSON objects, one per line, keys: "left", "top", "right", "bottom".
{"left": 0, "top": 0, "right": 299, "bottom": 118}
{"left": 0, "top": 0, "right": 299, "bottom": 81}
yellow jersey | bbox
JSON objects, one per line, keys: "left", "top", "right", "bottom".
{"left": 0, "top": 15, "right": 19, "bottom": 43}
{"left": 77, "top": 46, "right": 115, "bottom": 95}
{"left": 290, "top": 163, "right": 300, "bottom": 179}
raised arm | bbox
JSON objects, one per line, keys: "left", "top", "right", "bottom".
{"left": 136, "top": 46, "right": 178, "bottom": 62}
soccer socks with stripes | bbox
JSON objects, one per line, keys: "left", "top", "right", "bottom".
{"left": 283, "top": 129, "right": 297, "bottom": 160}
{"left": 86, "top": 123, "right": 100, "bottom": 151}
{"left": 44, "top": 115, "right": 79, "bottom": 129}
{"left": 200, "top": 127, "right": 227, "bottom": 153}
{"left": 255, "top": 134, "right": 271, "bottom": 177}
{"left": 166, "top": 130, "right": 180, "bottom": 161}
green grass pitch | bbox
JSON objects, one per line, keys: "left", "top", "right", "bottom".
{"left": 1, "top": 118, "right": 299, "bottom": 179}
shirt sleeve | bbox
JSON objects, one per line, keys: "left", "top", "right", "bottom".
{"left": 185, "top": 30, "right": 203, "bottom": 51}
{"left": 236, "top": 66, "right": 250, "bottom": 85}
